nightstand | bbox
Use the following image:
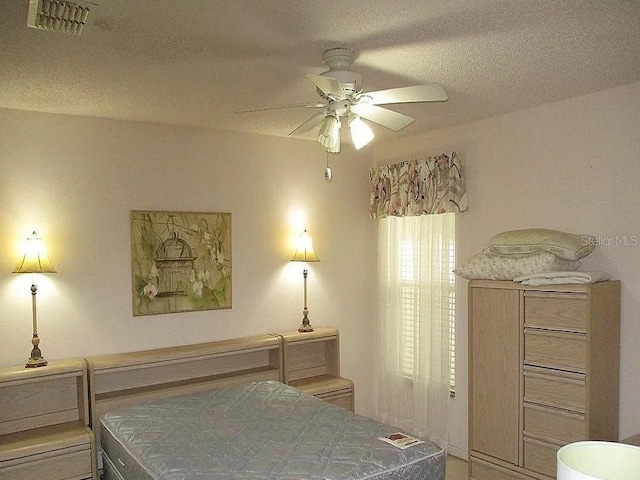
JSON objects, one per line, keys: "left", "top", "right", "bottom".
{"left": 277, "top": 326, "right": 354, "bottom": 411}
{"left": 0, "top": 359, "right": 97, "bottom": 480}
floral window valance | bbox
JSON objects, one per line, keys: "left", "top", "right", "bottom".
{"left": 369, "top": 151, "right": 468, "bottom": 219}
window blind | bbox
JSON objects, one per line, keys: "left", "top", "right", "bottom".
{"left": 399, "top": 217, "right": 456, "bottom": 395}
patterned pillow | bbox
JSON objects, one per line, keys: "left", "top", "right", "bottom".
{"left": 454, "top": 252, "right": 581, "bottom": 280}
{"left": 482, "top": 228, "right": 595, "bottom": 261}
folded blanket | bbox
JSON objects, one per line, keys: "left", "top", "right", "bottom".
{"left": 513, "top": 271, "right": 611, "bottom": 286}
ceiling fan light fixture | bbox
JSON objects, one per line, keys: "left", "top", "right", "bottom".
{"left": 349, "top": 115, "right": 374, "bottom": 150}
{"left": 318, "top": 115, "right": 341, "bottom": 153}
{"left": 27, "top": 0, "right": 94, "bottom": 36}
{"left": 319, "top": 131, "right": 340, "bottom": 153}
{"left": 235, "top": 48, "right": 447, "bottom": 154}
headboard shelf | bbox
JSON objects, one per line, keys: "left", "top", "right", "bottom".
{"left": 95, "top": 365, "right": 280, "bottom": 401}
{"left": 87, "top": 334, "right": 280, "bottom": 371}
{"left": 86, "top": 334, "right": 282, "bottom": 453}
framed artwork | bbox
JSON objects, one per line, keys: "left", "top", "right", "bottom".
{"left": 130, "top": 210, "right": 232, "bottom": 316}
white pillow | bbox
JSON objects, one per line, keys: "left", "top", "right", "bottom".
{"left": 482, "top": 228, "right": 595, "bottom": 261}
{"left": 454, "top": 252, "right": 581, "bottom": 281}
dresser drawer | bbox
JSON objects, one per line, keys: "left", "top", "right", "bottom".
{"left": 524, "top": 368, "right": 585, "bottom": 412}
{"left": 523, "top": 437, "right": 560, "bottom": 477}
{"left": 470, "top": 457, "right": 523, "bottom": 480}
{"left": 524, "top": 292, "right": 587, "bottom": 332}
{"left": 524, "top": 329, "right": 586, "bottom": 372}
{"left": 291, "top": 375, "right": 354, "bottom": 411}
{"left": 320, "top": 390, "right": 354, "bottom": 411}
{"left": 524, "top": 404, "right": 585, "bottom": 443}
{"left": 0, "top": 444, "right": 93, "bottom": 480}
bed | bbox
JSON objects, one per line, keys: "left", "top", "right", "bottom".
{"left": 86, "top": 333, "right": 445, "bottom": 480}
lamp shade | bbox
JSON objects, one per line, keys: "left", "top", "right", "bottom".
{"left": 349, "top": 116, "right": 374, "bottom": 150}
{"left": 13, "top": 232, "right": 56, "bottom": 274}
{"left": 291, "top": 230, "right": 319, "bottom": 262}
{"left": 318, "top": 115, "right": 341, "bottom": 153}
{"left": 557, "top": 441, "right": 640, "bottom": 480}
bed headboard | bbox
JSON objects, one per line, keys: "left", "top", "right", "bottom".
{"left": 85, "top": 333, "right": 282, "bottom": 452}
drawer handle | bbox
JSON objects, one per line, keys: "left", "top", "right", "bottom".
{"left": 118, "top": 458, "right": 126, "bottom": 467}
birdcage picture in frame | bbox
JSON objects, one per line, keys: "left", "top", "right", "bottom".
{"left": 131, "top": 210, "right": 232, "bottom": 316}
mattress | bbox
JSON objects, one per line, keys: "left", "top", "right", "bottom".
{"left": 100, "top": 381, "right": 445, "bottom": 480}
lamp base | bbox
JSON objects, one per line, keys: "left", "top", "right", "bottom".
{"left": 25, "top": 335, "right": 47, "bottom": 368}
{"left": 298, "top": 314, "right": 314, "bottom": 333}
{"left": 25, "top": 357, "right": 48, "bottom": 368}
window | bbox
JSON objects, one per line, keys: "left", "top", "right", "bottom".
{"left": 371, "top": 152, "right": 465, "bottom": 446}
{"left": 397, "top": 214, "right": 456, "bottom": 395}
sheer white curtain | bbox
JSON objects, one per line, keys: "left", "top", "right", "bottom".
{"left": 374, "top": 213, "right": 455, "bottom": 448}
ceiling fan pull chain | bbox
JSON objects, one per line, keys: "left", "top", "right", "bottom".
{"left": 325, "top": 151, "right": 332, "bottom": 182}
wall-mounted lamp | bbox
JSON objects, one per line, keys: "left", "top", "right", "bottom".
{"left": 290, "top": 230, "right": 319, "bottom": 332}
{"left": 13, "top": 231, "right": 56, "bottom": 368}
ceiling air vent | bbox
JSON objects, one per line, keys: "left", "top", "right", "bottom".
{"left": 27, "top": 0, "right": 94, "bottom": 36}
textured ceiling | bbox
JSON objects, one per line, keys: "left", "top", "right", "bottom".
{"left": 1, "top": 0, "right": 639, "bottom": 147}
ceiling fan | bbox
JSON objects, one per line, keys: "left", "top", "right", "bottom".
{"left": 237, "top": 48, "right": 448, "bottom": 153}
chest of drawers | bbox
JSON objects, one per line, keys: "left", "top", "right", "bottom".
{"left": 469, "top": 280, "right": 620, "bottom": 479}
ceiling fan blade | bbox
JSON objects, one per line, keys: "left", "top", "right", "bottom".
{"left": 351, "top": 104, "right": 414, "bottom": 131}
{"left": 361, "top": 84, "right": 448, "bottom": 105}
{"left": 289, "top": 112, "right": 326, "bottom": 136}
{"left": 235, "top": 101, "right": 325, "bottom": 113}
{"left": 305, "top": 74, "right": 346, "bottom": 100}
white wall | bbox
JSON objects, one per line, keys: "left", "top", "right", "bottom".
{"left": 374, "top": 81, "right": 640, "bottom": 455}
{"left": 0, "top": 109, "right": 378, "bottom": 415}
